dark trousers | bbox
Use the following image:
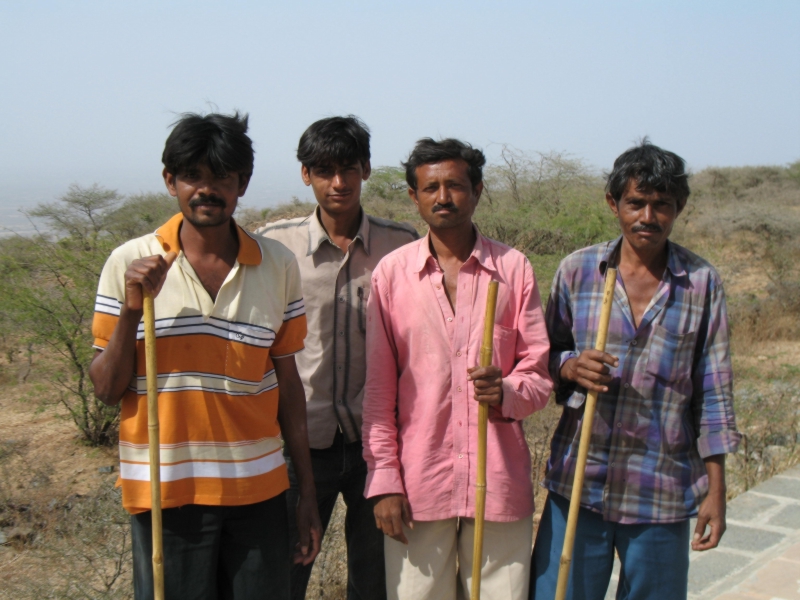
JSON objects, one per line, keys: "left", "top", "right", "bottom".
{"left": 285, "top": 431, "right": 386, "bottom": 600}
{"left": 131, "top": 494, "right": 290, "bottom": 600}
{"left": 530, "top": 492, "right": 690, "bottom": 600}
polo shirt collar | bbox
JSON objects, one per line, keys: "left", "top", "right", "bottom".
{"left": 600, "top": 235, "right": 687, "bottom": 278}
{"left": 412, "top": 227, "right": 497, "bottom": 274}
{"left": 155, "top": 212, "right": 263, "bottom": 265}
{"left": 307, "top": 206, "right": 370, "bottom": 256}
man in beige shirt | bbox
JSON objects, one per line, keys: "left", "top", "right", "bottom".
{"left": 258, "top": 116, "right": 418, "bottom": 600}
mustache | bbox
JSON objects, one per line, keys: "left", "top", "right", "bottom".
{"left": 632, "top": 223, "right": 663, "bottom": 233}
{"left": 432, "top": 203, "right": 458, "bottom": 213}
{"left": 189, "top": 195, "right": 226, "bottom": 208}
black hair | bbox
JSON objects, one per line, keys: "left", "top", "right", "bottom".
{"left": 162, "top": 111, "right": 254, "bottom": 179}
{"left": 403, "top": 138, "right": 486, "bottom": 190}
{"left": 605, "top": 137, "right": 690, "bottom": 203}
{"left": 296, "top": 115, "right": 371, "bottom": 169}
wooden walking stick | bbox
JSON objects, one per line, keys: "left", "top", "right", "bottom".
{"left": 471, "top": 280, "right": 499, "bottom": 600}
{"left": 554, "top": 261, "right": 617, "bottom": 600}
{"left": 143, "top": 291, "right": 165, "bottom": 600}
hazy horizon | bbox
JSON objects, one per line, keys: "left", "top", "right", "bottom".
{"left": 2, "top": 1, "right": 798, "bottom": 234}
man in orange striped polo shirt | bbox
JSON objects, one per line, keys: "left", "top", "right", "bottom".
{"left": 89, "top": 111, "right": 322, "bottom": 599}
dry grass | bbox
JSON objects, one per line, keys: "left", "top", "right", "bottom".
{"left": 1, "top": 162, "right": 798, "bottom": 599}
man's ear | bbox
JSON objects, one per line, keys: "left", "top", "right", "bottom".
{"left": 408, "top": 186, "right": 419, "bottom": 209}
{"left": 473, "top": 181, "right": 484, "bottom": 205}
{"left": 163, "top": 168, "right": 178, "bottom": 198}
{"left": 301, "top": 165, "right": 312, "bottom": 186}
{"left": 362, "top": 160, "right": 372, "bottom": 181}
{"left": 605, "top": 192, "right": 620, "bottom": 217}
{"left": 237, "top": 174, "right": 251, "bottom": 197}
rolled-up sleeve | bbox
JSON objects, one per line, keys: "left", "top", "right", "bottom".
{"left": 499, "top": 260, "right": 553, "bottom": 420}
{"left": 691, "top": 276, "right": 741, "bottom": 458}
{"left": 361, "top": 266, "right": 406, "bottom": 498}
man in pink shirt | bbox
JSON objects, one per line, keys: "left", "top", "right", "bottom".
{"left": 362, "top": 138, "right": 553, "bottom": 600}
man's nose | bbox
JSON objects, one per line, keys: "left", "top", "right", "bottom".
{"left": 332, "top": 172, "right": 347, "bottom": 189}
{"left": 641, "top": 204, "right": 656, "bottom": 222}
{"left": 197, "top": 177, "right": 219, "bottom": 195}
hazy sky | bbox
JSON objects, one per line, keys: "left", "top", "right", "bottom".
{"left": 2, "top": 0, "right": 798, "bottom": 232}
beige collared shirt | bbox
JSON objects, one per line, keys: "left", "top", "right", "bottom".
{"left": 256, "top": 208, "right": 418, "bottom": 448}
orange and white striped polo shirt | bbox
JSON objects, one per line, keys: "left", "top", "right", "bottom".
{"left": 92, "top": 213, "right": 306, "bottom": 514}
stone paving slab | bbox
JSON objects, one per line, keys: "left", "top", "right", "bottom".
{"left": 596, "top": 464, "right": 800, "bottom": 599}
{"left": 770, "top": 505, "right": 800, "bottom": 530}
{"left": 689, "top": 551, "right": 754, "bottom": 593}
{"left": 718, "top": 524, "right": 786, "bottom": 553}
{"left": 727, "top": 494, "right": 780, "bottom": 522}
{"left": 750, "top": 475, "right": 800, "bottom": 500}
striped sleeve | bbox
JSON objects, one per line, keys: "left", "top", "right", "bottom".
{"left": 270, "top": 256, "right": 307, "bottom": 358}
{"left": 91, "top": 250, "right": 127, "bottom": 350}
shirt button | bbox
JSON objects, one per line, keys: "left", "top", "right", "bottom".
{"left": 339, "top": 297, "right": 345, "bottom": 303}
{"left": 624, "top": 383, "right": 630, "bottom": 389}
{"left": 458, "top": 454, "right": 463, "bottom": 459}
{"left": 436, "top": 285, "right": 441, "bottom": 290}
{"left": 458, "top": 421, "right": 462, "bottom": 426}
{"left": 631, "top": 339, "right": 638, "bottom": 346}
{"left": 447, "top": 317, "right": 453, "bottom": 322}
{"left": 457, "top": 386, "right": 462, "bottom": 392}
{"left": 611, "top": 462, "right": 616, "bottom": 467}
{"left": 617, "top": 423, "right": 622, "bottom": 428}
{"left": 337, "top": 366, "right": 342, "bottom": 371}
{"left": 338, "top": 331, "right": 344, "bottom": 336}
{"left": 456, "top": 351, "right": 462, "bottom": 357}
{"left": 336, "top": 400, "right": 342, "bottom": 405}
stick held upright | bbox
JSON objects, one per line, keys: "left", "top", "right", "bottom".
{"left": 554, "top": 266, "right": 617, "bottom": 600}
{"left": 143, "top": 291, "right": 164, "bottom": 600}
{"left": 470, "top": 280, "right": 499, "bottom": 600}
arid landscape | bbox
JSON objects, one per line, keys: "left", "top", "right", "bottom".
{"left": 1, "top": 158, "right": 798, "bottom": 599}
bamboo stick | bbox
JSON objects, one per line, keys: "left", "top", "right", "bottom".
{"left": 143, "top": 291, "right": 164, "bottom": 600}
{"left": 470, "top": 280, "right": 499, "bottom": 600}
{"left": 554, "top": 265, "right": 617, "bottom": 600}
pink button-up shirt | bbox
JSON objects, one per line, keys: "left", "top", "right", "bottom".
{"left": 362, "top": 232, "right": 553, "bottom": 522}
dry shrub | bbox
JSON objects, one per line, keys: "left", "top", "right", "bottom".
{"left": 0, "top": 482, "right": 132, "bottom": 600}
{"left": 239, "top": 198, "right": 318, "bottom": 232}
{"left": 305, "top": 499, "right": 348, "bottom": 600}
{"left": 726, "top": 382, "right": 800, "bottom": 497}
{"left": 524, "top": 401, "right": 561, "bottom": 515}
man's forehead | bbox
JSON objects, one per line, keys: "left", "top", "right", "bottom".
{"left": 417, "top": 159, "right": 470, "bottom": 178}
{"left": 622, "top": 178, "right": 676, "bottom": 201}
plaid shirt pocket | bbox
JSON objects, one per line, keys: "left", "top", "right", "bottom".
{"left": 646, "top": 325, "right": 696, "bottom": 388}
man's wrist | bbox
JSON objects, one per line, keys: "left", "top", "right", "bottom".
{"left": 119, "top": 305, "right": 143, "bottom": 325}
{"left": 298, "top": 482, "right": 316, "bottom": 498}
{"left": 560, "top": 357, "right": 577, "bottom": 383}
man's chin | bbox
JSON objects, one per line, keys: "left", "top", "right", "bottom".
{"left": 626, "top": 231, "right": 667, "bottom": 249}
{"left": 424, "top": 215, "right": 467, "bottom": 230}
{"left": 183, "top": 214, "right": 231, "bottom": 228}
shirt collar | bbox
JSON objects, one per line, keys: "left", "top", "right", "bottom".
{"left": 412, "top": 227, "right": 497, "bottom": 274}
{"left": 599, "top": 235, "right": 687, "bottom": 278}
{"left": 155, "top": 212, "right": 263, "bottom": 265}
{"left": 307, "top": 206, "right": 370, "bottom": 256}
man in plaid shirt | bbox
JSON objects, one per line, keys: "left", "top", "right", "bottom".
{"left": 531, "top": 140, "right": 741, "bottom": 600}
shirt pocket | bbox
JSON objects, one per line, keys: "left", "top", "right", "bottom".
{"left": 492, "top": 324, "right": 517, "bottom": 375}
{"left": 645, "top": 324, "right": 696, "bottom": 384}
{"left": 357, "top": 286, "right": 370, "bottom": 335}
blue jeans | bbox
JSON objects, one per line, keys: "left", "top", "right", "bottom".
{"left": 285, "top": 431, "right": 386, "bottom": 600}
{"left": 131, "top": 494, "right": 290, "bottom": 600}
{"left": 530, "top": 493, "right": 690, "bottom": 600}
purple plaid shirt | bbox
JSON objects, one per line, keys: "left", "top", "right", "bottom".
{"left": 544, "top": 237, "right": 741, "bottom": 524}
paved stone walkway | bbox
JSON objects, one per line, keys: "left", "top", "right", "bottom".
{"left": 602, "top": 464, "right": 800, "bottom": 600}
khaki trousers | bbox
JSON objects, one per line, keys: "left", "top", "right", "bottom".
{"left": 384, "top": 515, "right": 532, "bottom": 600}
